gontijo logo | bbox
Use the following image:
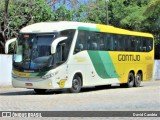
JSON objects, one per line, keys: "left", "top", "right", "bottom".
{"left": 118, "top": 54, "right": 140, "bottom": 61}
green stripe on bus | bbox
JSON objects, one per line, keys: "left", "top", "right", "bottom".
{"left": 87, "top": 51, "right": 120, "bottom": 79}
{"left": 78, "top": 27, "right": 100, "bottom": 32}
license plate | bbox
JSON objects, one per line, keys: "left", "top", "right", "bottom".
{"left": 25, "top": 83, "right": 33, "bottom": 86}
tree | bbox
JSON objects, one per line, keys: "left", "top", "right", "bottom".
{"left": 108, "top": 0, "right": 148, "bottom": 30}
{"left": 47, "top": 0, "right": 86, "bottom": 22}
{"left": 144, "top": 0, "right": 160, "bottom": 44}
{"left": 85, "top": 0, "right": 107, "bottom": 24}
{"left": 0, "top": 0, "right": 54, "bottom": 54}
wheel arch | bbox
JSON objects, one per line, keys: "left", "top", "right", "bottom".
{"left": 129, "top": 70, "right": 135, "bottom": 76}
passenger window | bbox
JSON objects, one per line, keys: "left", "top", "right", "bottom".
{"left": 146, "top": 38, "right": 153, "bottom": 52}
{"left": 130, "top": 37, "right": 137, "bottom": 51}
{"left": 118, "top": 35, "right": 125, "bottom": 51}
{"left": 135, "top": 37, "right": 141, "bottom": 52}
{"left": 74, "top": 30, "right": 87, "bottom": 53}
{"left": 97, "top": 33, "right": 105, "bottom": 50}
{"left": 87, "top": 32, "right": 104, "bottom": 50}
{"left": 142, "top": 38, "right": 147, "bottom": 52}
{"left": 125, "top": 36, "right": 133, "bottom": 51}
{"left": 88, "top": 32, "right": 97, "bottom": 50}
{"left": 113, "top": 35, "right": 119, "bottom": 51}
{"left": 105, "top": 34, "right": 113, "bottom": 51}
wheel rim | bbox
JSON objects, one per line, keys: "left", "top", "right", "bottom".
{"left": 129, "top": 75, "right": 134, "bottom": 84}
{"left": 136, "top": 75, "right": 141, "bottom": 85}
{"left": 72, "top": 79, "right": 80, "bottom": 90}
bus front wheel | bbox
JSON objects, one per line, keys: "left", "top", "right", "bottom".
{"left": 69, "top": 75, "right": 82, "bottom": 93}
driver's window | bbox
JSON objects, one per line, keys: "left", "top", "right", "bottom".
{"left": 56, "top": 44, "right": 62, "bottom": 63}
{"left": 56, "top": 42, "right": 66, "bottom": 66}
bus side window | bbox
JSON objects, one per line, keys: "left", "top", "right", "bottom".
{"left": 97, "top": 32, "right": 105, "bottom": 50}
{"left": 138, "top": 37, "right": 143, "bottom": 52}
{"left": 135, "top": 37, "right": 139, "bottom": 51}
{"left": 146, "top": 38, "right": 153, "bottom": 52}
{"left": 131, "top": 37, "right": 137, "bottom": 51}
{"left": 89, "top": 32, "right": 105, "bottom": 51}
{"left": 118, "top": 35, "right": 125, "bottom": 51}
{"left": 113, "top": 34, "right": 118, "bottom": 51}
{"left": 142, "top": 38, "right": 147, "bottom": 52}
{"left": 88, "top": 32, "right": 97, "bottom": 50}
{"left": 125, "top": 36, "right": 132, "bottom": 51}
{"left": 74, "top": 30, "right": 87, "bottom": 53}
{"left": 105, "top": 34, "right": 113, "bottom": 51}
{"left": 60, "top": 30, "right": 75, "bottom": 59}
{"left": 110, "top": 34, "right": 114, "bottom": 51}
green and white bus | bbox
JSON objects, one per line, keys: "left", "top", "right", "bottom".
{"left": 5, "top": 21, "right": 154, "bottom": 94}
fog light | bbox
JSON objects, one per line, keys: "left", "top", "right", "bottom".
{"left": 48, "top": 82, "right": 52, "bottom": 86}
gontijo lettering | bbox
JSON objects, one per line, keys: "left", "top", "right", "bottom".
{"left": 118, "top": 54, "right": 140, "bottom": 61}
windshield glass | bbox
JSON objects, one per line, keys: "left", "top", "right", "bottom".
{"left": 13, "top": 33, "right": 57, "bottom": 72}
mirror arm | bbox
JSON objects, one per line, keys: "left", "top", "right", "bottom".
{"left": 5, "top": 38, "right": 17, "bottom": 54}
{"left": 51, "top": 37, "right": 67, "bottom": 54}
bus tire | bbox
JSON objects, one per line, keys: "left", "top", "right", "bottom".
{"left": 127, "top": 72, "right": 135, "bottom": 88}
{"left": 34, "top": 89, "right": 47, "bottom": 94}
{"left": 134, "top": 73, "right": 142, "bottom": 87}
{"left": 121, "top": 72, "right": 134, "bottom": 88}
{"left": 69, "top": 75, "right": 82, "bottom": 93}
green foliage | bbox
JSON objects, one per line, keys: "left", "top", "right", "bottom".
{"left": 85, "top": 0, "right": 107, "bottom": 24}
{"left": 144, "top": 0, "right": 160, "bottom": 44}
{"left": 54, "top": 5, "right": 74, "bottom": 21}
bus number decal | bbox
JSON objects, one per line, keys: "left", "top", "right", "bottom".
{"left": 59, "top": 80, "right": 66, "bottom": 88}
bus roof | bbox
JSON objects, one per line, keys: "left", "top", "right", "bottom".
{"left": 20, "top": 21, "right": 153, "bottom": 38}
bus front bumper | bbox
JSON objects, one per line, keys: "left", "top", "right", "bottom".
{"left": 12, "top": 77, "right": 60, "bottom": 89}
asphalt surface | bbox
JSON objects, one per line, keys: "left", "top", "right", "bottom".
{"left": 0, "top": 80, "right": 159, "bottom": 119}
{"left": 0, "top": 80, "right": 160, "bottom": 112}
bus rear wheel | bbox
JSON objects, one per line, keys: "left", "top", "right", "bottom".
{"left": 121, "top": 72, "right": 135, "bottom": 88}
{"left": 69, "top": 75, "right": 82, "bottom": 93}
{"left": 134, "top": 73, "right": 142, "bottom": 87}
{"left": 127, "top": 72, "right": 135, "bottom": 87}
{"left": 34, "top": 89, "right": 47, "bottom": 94}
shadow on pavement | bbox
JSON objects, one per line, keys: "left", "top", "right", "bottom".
{"left": 0, "top": 85, "right": 144, "bottom": 96}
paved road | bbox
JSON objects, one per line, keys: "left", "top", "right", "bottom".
{"left": 0, "top": 80, "right": 160, "bottom": 111}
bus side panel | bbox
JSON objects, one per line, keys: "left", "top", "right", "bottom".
{"left": 108, "top": 51, "right": 154, "bottom": 83}
{"left": 69, "top": 51, "right": 120, "bottom": 87}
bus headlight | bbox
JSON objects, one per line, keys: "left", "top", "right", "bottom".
{"left": 12, "top": 73, "right": 17, "bottom": 78}
{"left": 42, "top": 73, "right": 55, "bottom": 79}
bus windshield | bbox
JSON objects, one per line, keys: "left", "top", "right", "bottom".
{"left": 13, "top": 33, "right": 57, "bottom": 72}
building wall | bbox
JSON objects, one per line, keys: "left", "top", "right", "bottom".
{"left": 153, "top": 60, "right": 160, "bottom": 80}
{"left": 0, "top": 55, "right": 12, "bottom": 86}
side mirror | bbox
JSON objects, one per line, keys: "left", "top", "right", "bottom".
{"left": 5, "top": 38, "right": 17, "bottom": 54}
{"left": 51, "top": 37, "right": 67, "bottom": 54}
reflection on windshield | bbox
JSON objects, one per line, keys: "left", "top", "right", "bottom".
{"left": 13, "top": 34, "right": 57, "bottom": 71}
